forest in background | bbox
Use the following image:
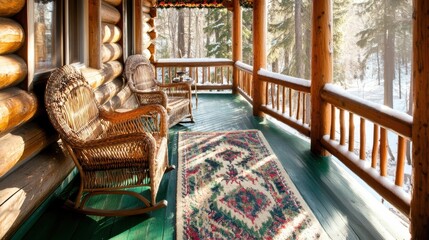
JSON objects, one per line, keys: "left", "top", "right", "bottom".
{"left": 155, "top": 1, "right": 414, "bottom": 214}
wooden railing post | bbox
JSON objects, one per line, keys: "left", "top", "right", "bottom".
{"left": 134, "top": 0, "right": 143, "bottom": 54}
{"left": 310, "top": 0, "right": 332, "bottom": 156}
{"left": 252, "top": 0, "right": 267, "bottom": 117}
{"left": 411, "top": 0, "right": 429, "bottom": 238}
{"left": 88, "top": 0, "right": 102, "bottom": 69}
{"left": 232, "top": 0, "right": 242, "bottom": 94}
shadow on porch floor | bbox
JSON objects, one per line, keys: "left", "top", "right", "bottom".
{"left": 15, "top": 94, "right": 409, "bottom": 240}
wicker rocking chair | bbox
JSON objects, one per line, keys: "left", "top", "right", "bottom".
{"left": 45, "top": 65, "right": 173, "bottom": 216}
{"left": 124, "top": 54, "right": 193, "bottom": 127}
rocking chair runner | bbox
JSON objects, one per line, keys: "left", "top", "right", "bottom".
{"left": 124, "top": 54, "right": 194, "bottom": 127}
{"left": 45, "top": 65, "right": 173, "bottom": 216}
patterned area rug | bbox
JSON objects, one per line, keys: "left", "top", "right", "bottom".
{"left": 177, "top": 130, "right": 326, "bottom": 239}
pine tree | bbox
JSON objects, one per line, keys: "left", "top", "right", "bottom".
{"left": 204, "top": 8, "right": 232, "bottom": 58}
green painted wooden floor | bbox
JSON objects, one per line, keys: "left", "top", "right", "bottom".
{"left": 16, "top": 94, "right": 409, "bottom": 240}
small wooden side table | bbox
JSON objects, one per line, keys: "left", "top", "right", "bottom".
{"left": 173, "top": 77, "right": 198, "bottom": 108}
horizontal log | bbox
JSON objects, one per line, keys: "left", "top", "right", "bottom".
{"left": 260, "top": 106, "right": 311, "bottom": 137}
{"left": 103, "top": 85, "right": 133, "bottom": 110}
{"left": 321, "top": 84, "right": 413, "bottom": 138}
{"left": 0, "top": 0, "right": 25, "bottom": 17}
{"left": 150, "top": 7, "right": 157, "bottom": 17}
{"left": 0, "top": 121, "right": 57, "bottom": 178}
{"left": 103, "top": 0, "right": 122, "bottom": 7}
{"left": 148, "top": 30, "right": 157, "bottom": 39}
{"left": 142, "top": 33, "right": 152, "bottom": 49}
{"left": 142, "top": 0, "right": 153, "bottom": 8}
{"left": 95, "top": 77, "right": 124, "bottom": 105}
{"left": 101, "top": 43, "right": 123, "bottom": 63}
{"left": 81, "top": 61, "right": 123, "bottom": 89}
{"left": 142, "top": 49, "right": 151, "bottom": 60}
{"left": 142, "top": 5, "right": 151, "bottom": 13}
{"left": 148, "top": 43, "right": 155, "bottom": 54}
{"left": 101, "top": 2, "right": 121, "bottom": 24}
{"left": 142, "top": 12, "right": 151, "bottom": 22}
{"left": 0, "top": 88, "right": 37, "bottom": 136}
{"left": 0, "top": 54, "right": 27, "bottom": 90}
{"left": 102, "top": 23, "right": 122, "bottom": 43}
{"left": 0, "top": 143, "right": 74, "bottom": 240}
{"left": 143, "top": 22, "right": 154, "bottom": 33}
{"left": 0, "top": 17, "right": 24, "bottom": 54}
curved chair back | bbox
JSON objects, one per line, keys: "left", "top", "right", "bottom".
{"left": 124, "top": 54, "right": 156, "bottom": 92}
{"left": 45, "top": 65, "right": 104, "bottom": 145}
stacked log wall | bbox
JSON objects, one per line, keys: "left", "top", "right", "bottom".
{"left": 136, "top": 0, "right": 156, "bottom": 62}
{"left": 0, "top": 0, "right": 48, "bottom": 178}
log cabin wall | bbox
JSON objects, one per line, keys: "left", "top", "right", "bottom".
{"left": 0, "top": 0, "right": 48, "bottom": 178}
{"left": 135, "top": 0, "right": 157, "bottom": 61}
{"left": 83, "top": 0, "right": 137, "bottom": 110}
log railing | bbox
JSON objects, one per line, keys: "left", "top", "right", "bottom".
{"left": 235, "top": 61, "right": 253, "bottom": 103}
{"left": 259, "top": 69, "right": 311, "bottom": 137}
{"left": 154, "top": 58, "right": 234, "bottom": 91}
{"left": 321, "top": 83, "right": 412, "bottom": 216}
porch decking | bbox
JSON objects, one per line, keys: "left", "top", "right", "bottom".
{"left": 16, "top": 94, "right": 408, "bottom": 240}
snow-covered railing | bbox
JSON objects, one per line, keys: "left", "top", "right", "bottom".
{"left": 154, "top": 58, "right": 234, "bottom": 91}
{"left": 235, "top": 61, "right": 253, "bottom": 103}
{"left": 321, "top": 83, "right": 413, "bottom": 216}
{"left": 258, "top": 69, "right": 311, "bottom": 137}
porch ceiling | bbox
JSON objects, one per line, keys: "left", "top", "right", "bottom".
{"left": 156, "top": 0, "right": 253, "bottom": 8}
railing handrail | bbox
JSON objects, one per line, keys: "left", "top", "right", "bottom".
{"left": 258, "top": 69, "right": 311, "bottom": 93}
{"left": 155, "top": 58, "right": 234, "bottom": 67}
{"left": 235, "top": 61, "right": 253, "bottom": 73}
{"left": 322, "top": 83, "right": 413, "bottom": 139}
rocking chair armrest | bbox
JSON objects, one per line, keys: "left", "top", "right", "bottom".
{"left": 131, "top": 90, "right": 168, "bottom": 107}
{"left": 99, "top": 104, "right": 168, "bottom": 137}
{"left": 74, "top": 132, "right": 156, "bottom": 150}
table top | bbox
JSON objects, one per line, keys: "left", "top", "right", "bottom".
{"left": 172, "top": 77, "right": 193, "bottom": 84}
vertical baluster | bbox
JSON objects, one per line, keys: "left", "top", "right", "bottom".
{"left": 203, "top": 67, "right": 206, "bottom": 85}
{"left": 330, "top": 105, "right": 336, "bottom": 140}
{"left": 162, "top": 67, "right": 165, "bottom": 84}
{"left": 289, "top": 89, "right": 292, "bottom": 117}
{"left": 168, "top": 67, "right": 171, "bottom": 83}
{"left": 296, "top": 92, "right": 301, "bottom": 120}
{"left": 360, "top": 118, "right": 366, "bottom": 160}
{"left": 349, "top": 112, "right": 355, "bottom": 152}
{"left": 282, "top": 86, "right": 286, "bottom": 114}
{"left": 265, "top": 84, "right": 271, "bottom": 106}
{"left": 395, "top": 136, "right": 406, "bottom": 186}
{"left": 380, "top": 127, "right": 388, "bottom": 176}
{"left": 208, "top": 67, "right": 211, "bottom": 84}
{"left": 221, "top": 66, "right": 224, "bottom": 84}
{"left": 339, "top": 109, "right": 346, "bottom": 145}
{"left": 371, "top": 124, "right": 379, "bottom": 168}
{"left": 271, "top": 83, "right": 275, "bottom": 108}
{"left": 227, "top": 66, "right": 231, "bottom": 84}
{"left": 302, "top": 93, "right": 306, "bottom": 124}
{"left": 276, "top": 85, "right": 280, "bottom": 111}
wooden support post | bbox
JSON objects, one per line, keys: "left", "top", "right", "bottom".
{"left": 411, "top": 0, "right": 429, "bottom": 238}
{"left": 310, "top": 0, "right": 332, "bottom": 156}
{"left": 252, "top": 0, "right": 267, "bottom": 117}
{"left": 232, "top": 0, "right": 242, "bottom": 94}
{"left": 134, "top": 0, "right": 143, "bottom": 54}
{"left": 88, "top": 0, "right": 102, "bottom": 69}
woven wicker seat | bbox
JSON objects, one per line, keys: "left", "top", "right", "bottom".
{"left": 124, "top": 54, "right": 194, "bottom": 127}
{"left": 45, "top": 65, "right": 173, "bottom": 216}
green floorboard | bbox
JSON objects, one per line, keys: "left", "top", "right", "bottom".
{"left": 17, "top": 94, "right": 408, "bottom": 240}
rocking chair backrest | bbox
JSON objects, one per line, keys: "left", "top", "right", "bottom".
{"left": 45, "top": 65, "right": 105, "bottom": 145}
{"left": 124, "top": 54, "right": 157, "bottom": 92}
